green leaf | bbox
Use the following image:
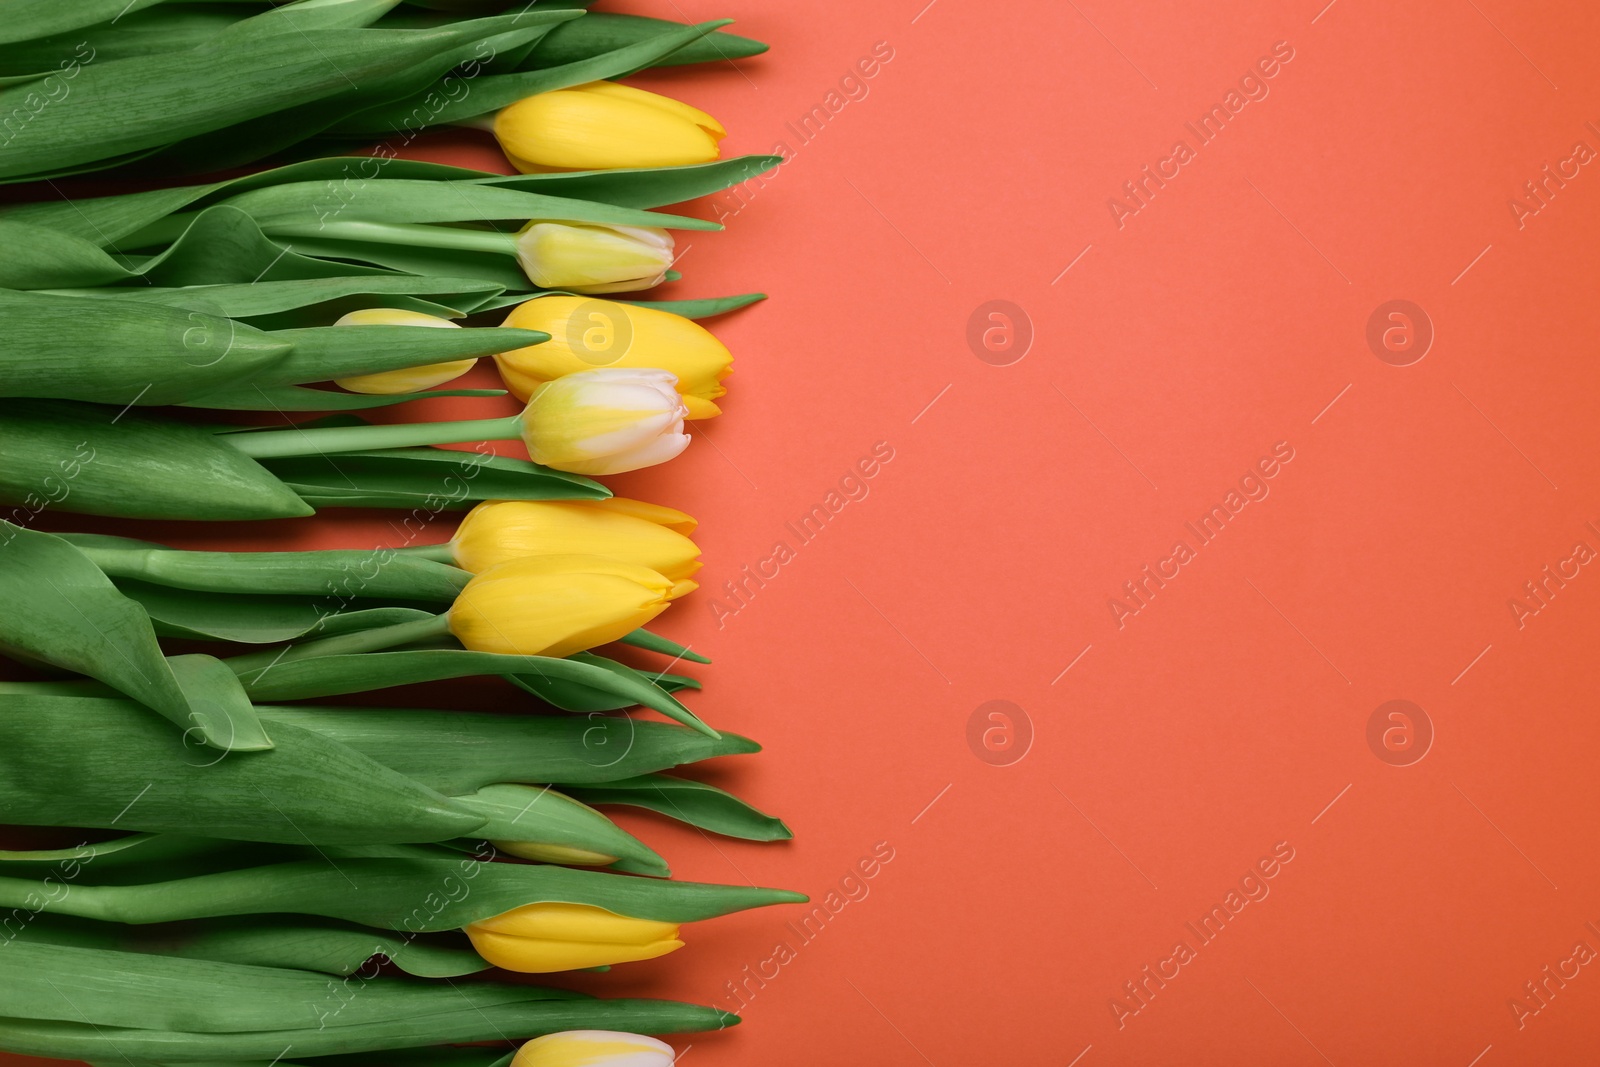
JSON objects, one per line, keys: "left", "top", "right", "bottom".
{"left": 331, "top": 19, "right": 736, "bottom": 132}
{"left": 0, "top": 400, "right": 314, "bottom": 521}
{"left": 13, "top": 912, "right": 489, "bottom": 979}
{"left": 262, "top": 446, "right": 608, "bottom": 510}
{"left": 239, "top": 324, "right": 543, "bottom": 390}
{"left": 166, "top": 654, "right": 274, "bottom": 753}
{"left": 215, "top": 179, "right": 721, "bottom": 232}
{"left": 8, "top": 853, "right": 804, "bottom": 930}
{"left": 128, "top": 583, "right": 438, "bottom": 645}
{"left": 523, "top": 12, "right": 768, "bottom": 69}
{"left": 567, "top": 774, "right": 793, "bottom": 842}
{"left": 0, "top": 289, "right": 292, "bottom": 406}
{"left": 237, "top": 648, "right": 714, "bottom": 736}
{"left": 618, "top": 628, "right": 711, "bottom": 664}
{"left": 0, "top": 525, "right": 257, "bottom": 751}
{"left": 254, "top": 704, "right": 759, "bottom": 792}
{"left": 0, "top": 0, "right": 167, "bottom": 46}
{"left": 47, "top": 274, "right": 507, "bottom": 319}
{"left": 451, "top": 784, "right": 668, "bottom": 876}
{"left": 477, "top": 155, "right": 781, "bottom": 210}
{"left": 183, "top": 384, "right": 507, "bottom": 412}
{"left": 0, "top": 15, "right": 562, "bottom": 180}
{"left": 0, "top": 690, "right": 485, "bottom": 844}
{"left": 0, "top": 996, "right": 735, "bottom": 1061}
{"left": 0, "top": 222, "right": 139, "bottom": 289}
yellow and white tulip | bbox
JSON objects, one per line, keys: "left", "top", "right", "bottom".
{"left": 514, "top": 222, "right": 674, "bottom": 294}
{"left": 498, "top": 297, "right": 732, "bottom": 419}
{"left": 495, "top": 81, "right": 725, "bottom": 172}
{"left": 519, "top": 367, "right": 689, "bottom": 475}
{"left": 511, "top": 1031, "right": 675, "bottom": 1067}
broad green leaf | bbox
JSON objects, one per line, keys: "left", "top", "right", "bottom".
{"left": 46, "top": 275, "right": 505, "bottom": 319}
{"left": 234, "top": 648, "right": 714, "bottom": 735}
{"left": 0, "top": 691, "right": 484, "bottom": 843}
{"left": 333, "top": 20, "right": 734, "bottom": 132}
{"left": 450, "top": 784, "right": 668, "bottom": 876}
{"left": 0, "top": 0, "right": 167, "bottom": 46}
{"left": 567, "top": 774, "right": 792, "bottom": 842}
{"left": 166, "top": 654, "right": 273, "bottom": 753}
{"left": 0, "top": 996, "right": 733, "bottom": 1061}
{"left": 14, "top": 912, "right": 488, "bottom": 978}
{"left": 0, "top": 400, "right": 313, "bottom": 521}
{"left": 476, "top": 155, "right": 782, "bottom": 210}
{"left": 181, "top": 384, "right": 506, "bottom": 411}
{"left": 254, "top": 705, "right": 758, "bottom": 792}
{"left": 0, "top": 525, "right": 255, "bottom": 751}
{"left": 4, "top": 854, "right": 803, "bottom": 930}
{"left": 523, "top": 12, "right": 768, "bottom": 69}
{"left": 0, "top": 289, "right": 291, "bottom": 406}
{"left": 0, "top": 15, "right": 562, "bottom": 180}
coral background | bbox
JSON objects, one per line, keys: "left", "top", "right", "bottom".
{"left": 15, "top": 0, "right": 1600, "bottom": 1064}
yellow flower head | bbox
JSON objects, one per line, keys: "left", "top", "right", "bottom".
{"left": 451, "top": 498, "right": 701, "bottom": 592}
{"left": 498, "top": 296, "right": 732, "bottom": 419}
{"left": 330, "top": 308, "right": 478, "bottom": 394}
{"left": 495, "top": 81, "right": 725, "bottom": 172}
{"left": 519, "top": 367, "right": 690, "bottom": 476}
{"left": 511, "top": 1031, "right": 675, "bottom": 1067}
{"left": 465, "top": 901, "right": 683, "bottom": 973}
{"left": 513, "top": 222, "right": 674, "bottom": 294}
{"left": 446, "top": 554, "right": 677, "bottom": 658}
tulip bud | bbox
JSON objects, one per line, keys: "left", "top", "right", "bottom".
{"left": 329, "top": 308, "right": 478, "bottom": 394}
{"left": 465, "top": 901, "right": 684, "bottom": 973}
{"left": 514, "top": 222, "right": 674, "bottom": 294}
{"left": 494, "top": 81, "right": 725, "bottom": 172}
{"left": 447, "top": 554, "right": 677, "bottom": 658}
{"left": 512, "top": 1031, "right": 675, "bottom": 1067}
{"left": 582, "top": 496, "right": 697, "bottom": 535}
{"left": 498, "top": 297, "right": 731, "bottom": 419}
{"left": 520, "top": 368, "right": 689, "bottom": 476}
{"left": 452, "top": 499, "right": 701, "bottom": 591}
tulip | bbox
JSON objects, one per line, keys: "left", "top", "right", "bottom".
{"left": 465, "top": 901, "right": 684, "bottom": 973}
{"left": 329, "top": 308, "right": 479, "bottom": 394}
{"left": 228, "top": 368, "right": 692, "bottom": 477}
{"left": 512, "top": 1030, "right": 675, "bottom": 1067}
{"left": 446, "top": 554, "right": 680, "bottom": 658}
{"left": 522, "top": 367, "right": 690, "bottom": 475}
{"left": 498, "top": 296, "right": 732, "bottom": 418}
{"left": 450, "top": 498, "right": 701, "bottom": 591}
{"left": 514, "top": 222, "right": 675, "bottom": 294}
{"left": 495, "top": 82, "right": 725, "bottom": 172}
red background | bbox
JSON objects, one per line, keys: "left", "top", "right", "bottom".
{"left": 19, "top": 0, "right": 1600, "bottom": 1063}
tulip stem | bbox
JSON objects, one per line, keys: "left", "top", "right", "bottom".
{"left": 223, "top": 414, "right": 524, "bottom": 459}
{"left": 268, "top": 220, "right": 521, "bottom": 257}
{"left": 227, "top": 614, "right": 453, "bottom": 681}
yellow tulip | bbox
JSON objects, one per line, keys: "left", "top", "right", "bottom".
{"left": 511, "top": 1031, "right": 675, "bottom": 1067}
{"left": 446, "top": 554, "right": 678, "bottom": 658}
{"left": 495, "top": 81, "right": 725, "bottom": 172}
{"left": 329, "top": 308, "right": 478, "bottom": 394}
{"left": 519, "top": 367, "right": 689, "bottom": 475}
{"left": 465, "top": 901, "right": 683, "bottom": 973}
{"left": 497, "top": 296, "right": 732, "bottom": 419}
{"left": 451, "top": 499, "right": 701, "bottom": 591}
{"left": 580, "top": 496, "right": 697, "bottom": 535}
{"left": 513, "top": 222, "right": 673, "bottom": 294}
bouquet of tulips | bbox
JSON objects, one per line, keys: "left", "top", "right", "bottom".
{"left": 0, "top": 0, "right": 797, "bottom": 1061}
